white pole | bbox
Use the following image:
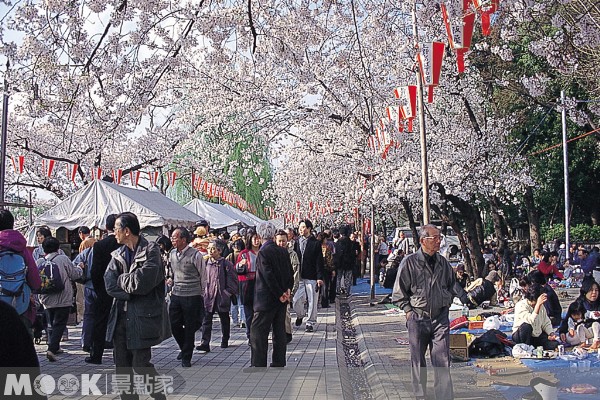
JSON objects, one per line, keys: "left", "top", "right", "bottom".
{"left": 412, "top": 0, "right": 430, "bottom": 225}
{"left": 561, "top": 91, "right": 570, "bottom": 252}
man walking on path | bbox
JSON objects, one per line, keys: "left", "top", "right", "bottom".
{"left": 104, "top": 212, "right": 168, "bottom": 400}
{"left": 292, "top": 219, "right": 324, "bottom": 332}
{"left": 167, "top": 227, "right": 205, "bottom": 367}
{"left": 334, "top": 225, "right": 355, "bottom": 297}
{"left": 249, "top": 222, "right": 294, "bottom": 368}
{"left": 392, "top": 224, "right": 465, "bottom": 400}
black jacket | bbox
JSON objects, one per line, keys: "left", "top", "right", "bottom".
{"left": 334, "top": 236, "right": 356, "bottom": 271}
{"left": 91, "top": 234, "right": 120, "bottom": 300}
{"left": 253, "top": 240, "right": 294, "bottom": 311}
{"left": 294, "top": 235, "right": 324, "bottom": 281}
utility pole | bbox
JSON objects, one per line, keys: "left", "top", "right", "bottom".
{"left": 561, "top": 91, "right": 570, "bottom": 252}
{"left": 412, "top": 0, "right": 430, "bottom": 225}
{"left": 0, "top": 74, "right": 8, "bottom": 209}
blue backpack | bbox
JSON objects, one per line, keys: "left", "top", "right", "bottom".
{"left": 0, "top": 250, "right": 31, "bottom": 315}
{"left": 37, "top": 255, "right": 64, "bottom": 294}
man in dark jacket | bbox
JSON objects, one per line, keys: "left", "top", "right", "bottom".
{"left": 292, "top": 219, "right": 324, "bottom": 332}
{"left": 392, "top": 225, "right": 465, "bottom": 400}
{"left": 334, "top": 225, "right": 356, "bottom": 296}
{"left": 104, "top": 212, "right": 168, "bottom": 400}
{"left": 86, "top": 214, "right": 119, "bottom": 364}
{"left": 249, "top": 222, "right": 294, "bottom": 368}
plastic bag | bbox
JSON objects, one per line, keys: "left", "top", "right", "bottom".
{"left": 483, "top": 315, "right": 501, "bottom": 330}
{"left": 512, "top": 343, "right": 534, "bottom": 358}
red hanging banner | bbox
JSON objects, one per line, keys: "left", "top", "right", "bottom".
{"left": 68, "top": 163, "right": 78, "bottom": 182}
{"left": 167, "top": 171, "right": 177, "bottom": 187}
{"left": 44, "top": 159, "right": 55, "bottom": 178}
{"left": 130, "top": 170, "right": 141, "bottom": 187}
{"left": 111, "top": 169, "right": 123, "bottom": 185}
{"left": 11, "top": 156, "right": 25, "bottom": 174}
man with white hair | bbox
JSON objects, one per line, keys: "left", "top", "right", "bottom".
{"left": 248, "top": 222, "right": 294, "bottom": 368}
{"left": 392, "top": 224, "right": 465, "bottom": 400}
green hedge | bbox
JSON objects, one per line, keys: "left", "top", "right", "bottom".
{"left": 542, "top": 224, "right": 600, "bottom": 242}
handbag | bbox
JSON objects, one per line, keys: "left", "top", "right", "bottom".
{"left": 236, "top": 253, "right": 248, "bottom": 274}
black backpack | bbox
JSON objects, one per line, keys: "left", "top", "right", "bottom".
{"left": 468, "top": 329, "right": 509, "bottom": 358}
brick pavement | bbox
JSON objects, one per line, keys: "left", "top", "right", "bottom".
{"left": 25, "top": 283, "right": 582, "bottom": 399}
{"left": 33, "top": 304, "right": 342, "bottom": 400}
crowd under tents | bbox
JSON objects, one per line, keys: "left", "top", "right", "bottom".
{"left": 26, "top": 179, "right": 202, "bottom": 246}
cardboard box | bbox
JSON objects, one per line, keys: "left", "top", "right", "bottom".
{"left": 450, "top": 334, "right": 469, "bottom": 360}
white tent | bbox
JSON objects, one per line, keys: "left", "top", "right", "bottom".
{"left": 267, "top": 217, "right": 285, "bottom": 229}
{"left": 28, "top": 180, "right": 202, "bottom": 243}
{"left": 243, "top": 211, "right": 266, "bottom": 225}
{"left": 220, "top": 204, "right": 261, "bottom": 226}
{"left": 183, "top": 199, "right": 240, "bottom": 229}
{"left": 204, "top": 203, "right": 256, "bottom": 226}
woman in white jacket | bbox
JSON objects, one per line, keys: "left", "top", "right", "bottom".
{"left": 512, "top": 283, "right": 559, "bottom": 350}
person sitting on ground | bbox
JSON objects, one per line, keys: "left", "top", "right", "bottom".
{"left": 512, "top": 283, "right": 559, "bottom": 351}
{"left": 558, "top": 301, "right": 592, "bottom": 347}
{"left": 462, "top": 270, "right": 501, "bottom": 309}
{"left": 571, "top": 276, "right": 600, "bottom": 349}
{"left": 528, "top": 271, "right": 562, "bottom": 327}
{"left": 455, "top": 264, "right": 470, "bottom": 289}
{"left": 536, "top": 251, "right": 563, "bottom": 281}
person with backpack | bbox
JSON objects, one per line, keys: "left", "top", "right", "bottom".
{"left": 37, "top": 237, "right": 83, "bottom": 361}
{"left": 0, "top": 210, "right": 41, "bottom": 335}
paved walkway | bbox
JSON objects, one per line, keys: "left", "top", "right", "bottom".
{"left": 29, "top": 279, "right": 580, "bottom": 399}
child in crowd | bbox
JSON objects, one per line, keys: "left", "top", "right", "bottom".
{"left": 559, "top": 302, "right": 590, "bottom": 346}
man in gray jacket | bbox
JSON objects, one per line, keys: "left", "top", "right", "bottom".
{"left": 392, "top": 225, "right": 465, "bottom": 400}
{"left": 104, "top": 212, "right": 168, "bottom": 400}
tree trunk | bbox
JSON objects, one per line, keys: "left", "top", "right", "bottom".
{"left": 490, "top": 196, "right": 509, "bottom": 255}
{"left": 401, "top": 198, "right": 420, "bottom": 251}
{"left": 524, "top": 186, "right": 542, "bottom": 251}
{"left": 431, "top": 203, "right": 475, "bottom": 276}
{"left": 447, "top": 196, "right": 485, "bottom": 277}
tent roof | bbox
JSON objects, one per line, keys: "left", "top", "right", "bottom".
{"left": 183, "top": 199, "right": 240, "bottom": 229}
{"left": 208, "top": 203, "right": 257, "bottom": 227}
{"left": 243, "top": 211, "right": 266, "bottom": 225}
{"left": 32, "top": 180, "right": 202, "bottom": 232}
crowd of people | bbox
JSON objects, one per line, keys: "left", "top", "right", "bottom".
{"left": 0, "top": 210, "right": 371, "bottom": 398}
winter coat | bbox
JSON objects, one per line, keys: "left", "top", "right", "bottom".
{"left": 392, "top": 248, "right": 464, "bottom": 318}
{"left": 104, "top": 237, "right": 168, "bottom": 350}
{"left": 0, "top": 230, "right": 42, "bottom": 322}
{"left": 294, "top": 235, "right": 324, "bottom": 280}
{"left": 253, "top": 240, "right": 294, "bottom": 312}
{"left": 37, "top": 252, "right": 83, "bottom": 309}
{"left": 203, "top": 257, "right": 238, "bottom": 313}
{"left": 333, "top": 236, "right": 356, "bottom": 271}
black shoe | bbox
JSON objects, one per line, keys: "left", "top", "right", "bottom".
{"left": 195, "top": 343, "right": 210, "bottom": 352}
{"left": 286, "top": 333, "right": 293, "bottom": 344}
{"left": 181, "top": 359, "right": 191, "bottom": 368}
{"left": 82, "top": 346, "right": 91, "bottom": 353}
{"left": 84, "top": 357, "right": 101, "bottom": 365}
{"left": 305, "top": 325, "right": 314, "bottom": 333}
{"left": 269, "top": 363, "right": 285, "bottom": 368}
{"left": 220, "top": 341, "right": 229, "bottom": 349}
{"left": 176, "top": 352, "right": 183, "bottom": 360}
{"left": 295, "top": 317, "right": 303, "bottom": 326}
